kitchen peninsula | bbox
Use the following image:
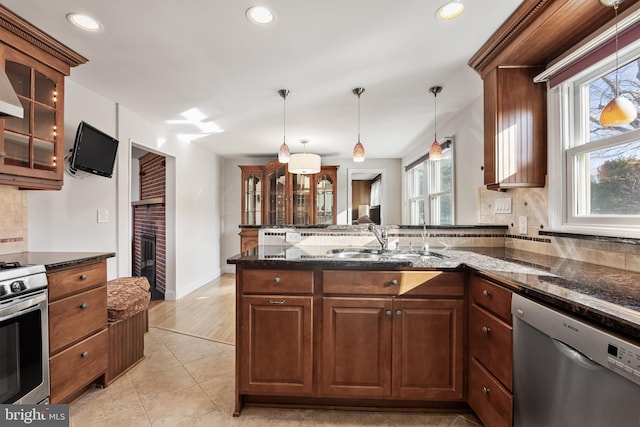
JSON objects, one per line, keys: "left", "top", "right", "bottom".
{"left": 228, "top": 225, "right": 640, "bottom": 424}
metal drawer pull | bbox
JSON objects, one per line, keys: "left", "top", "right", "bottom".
{"left": 80, "top": 303, "right": 88, "bottom": 310}
{"left": 482, "top": 326, "right": 491, "bottom": 334}
{"left": 390, "top": 279, "right": 398, "bottom": 286}
{"left": 482, "top": 386, "right": 490, "bottom": 395}
{"left": 395, "top": 310, "right": 402, "bottom": 317}
{"left": 385, "top": 310, "right": 392, "bottom": 317}
{"left": 482, "top": 290, "right": 491, "bottom": 298}
{"left": 81, "top": 352, "right": 89, "bottom": 358}
{"left": 273, "top": 276, "right": 281, "bottom": 284}
{"left": 268, "top": 299, "right": 285, "bottom": 305}
{"left": 80, "top": 274, "right": 87, "bottom": 280}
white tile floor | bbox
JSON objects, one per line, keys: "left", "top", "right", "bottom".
{"left": 70, "top": 276, "right": 482, "bottom": 426}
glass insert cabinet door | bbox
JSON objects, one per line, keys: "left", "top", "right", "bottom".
{"left": 266, "top": 165, "right": 287, "bottom": 225}
{"left": 291, "top": 174, "right": 312, "bottom": 225}
{"left": 243, "top": 173, "right": 262, "bottom": 225}
{"left": 0, "top": 46, "right": 63, "bottom": 180}
{"left": 316, "top": 173, "right": 335, "bottom": 225}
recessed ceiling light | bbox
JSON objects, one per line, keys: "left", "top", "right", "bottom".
{"left": 246, "top": 6, "right": 275, "bottom": 25}
{"left": 66, "top": 13, "right": 103, "bottom": 31}
{"left": 436, "top": 1, "right": 465, "bottom": 21}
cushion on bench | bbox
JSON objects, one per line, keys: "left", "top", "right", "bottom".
{"left": 107, "top": 277, "right": 151, "bottom": 322}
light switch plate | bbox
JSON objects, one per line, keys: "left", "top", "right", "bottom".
{"left": 97, "top": 209, "right": 109, "bottom": 223}
{"left": 518, "top": 216, "right": 528, "bottom": 235}
{"left": 494, "top": 197, "right": 512, "bottom": 214}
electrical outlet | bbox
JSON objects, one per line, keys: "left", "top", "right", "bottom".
{"left": 518, "top": 216, "right": 528, "bottom": 235}
{"left": 97, "top": 209, "right": 109, "bottom": 223}
{"left": 286, "top": 232, "right": 301, "bottom": 243}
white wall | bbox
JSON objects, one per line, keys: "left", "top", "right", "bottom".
{"left": 28, "top": 79, "right": 222, "bottom": 300}
{"left": 402, "top": 96, "right": 484, "bottom": 225}
{"left": 220, "top": 156, "right": 402, "bottom": 273}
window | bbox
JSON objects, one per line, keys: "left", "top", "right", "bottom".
{"left": 552, "top": 42, "right": 640, "bottom": 235}
{"left": 404, "top": 140, "right": 454, "bottom": 225}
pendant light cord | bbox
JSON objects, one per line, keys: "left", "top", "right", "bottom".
{"left": 283, "top": 93, "right": 287, "bottom": 144}
{"left": 614, "top": 2, "right": 620, "bottom": 97}
{"left": 357, "top": 93, "right": 361, "bottom": 142}
{"left": 434, "top": 91, "right": 437, "bottom": 141}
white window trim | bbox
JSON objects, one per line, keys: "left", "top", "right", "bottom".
{"left": 549, "top": 41, "right": 640, "bottom": 238}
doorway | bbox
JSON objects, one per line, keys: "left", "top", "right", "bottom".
{"left": 347, "top": 169, "right": 386, "bottom": 225}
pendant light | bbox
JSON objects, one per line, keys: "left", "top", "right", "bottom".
{"left": 599, "top": 0, "right": 637, "bottom": 127}
{"left": 428, "top": 86, "right": 443, "bottom": 161}
{"left": 289, "top": 140, "right": 321, "bottom": 174}
{"left": 352, "top": 88, "right": 366, "bottom": 162}
{"left": 277, "top": 89, "right": 290, "bottom": 163}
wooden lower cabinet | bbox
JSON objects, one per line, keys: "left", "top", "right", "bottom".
{"left": 47, "top": 260, "right": 108, "bottom": 403}
{"left": 321, "top": 297, "right": 464, "bottom": 400}
{"left": 239, "top": 295, "right": 313, "bottom": 395}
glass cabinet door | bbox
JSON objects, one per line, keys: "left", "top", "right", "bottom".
{"left": 266, "top": 166, "right": 286, "bottom": 225}
{"left": 291, "top": 174, "right": 312, "bottom": 225}
{"left": 316, "top": 174, "right": 335, "bottom": 225}
{"left": 243, "top": 174, "right": 262, "bottom": 225}
{"left": 1, "top": 48, "right": 61, "bottom": 178}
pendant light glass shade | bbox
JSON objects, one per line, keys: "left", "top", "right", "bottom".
{"left": 277, "top": 89, "right": 290, "bottom": 163}
{"left": 599, "top": 1, "right": 637, "bottom": 127}
{"left": 428, "top": 86, "right": 443, "bottom": 161}
{"left": 289, "top": 140, "right": 321, "bottom": 174}
{"left": 352, "top": 88, "right": 366, "bottom": 162}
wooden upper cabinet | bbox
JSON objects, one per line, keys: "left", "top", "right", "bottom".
{"left": 239, "top": 160, "right": 338, "bottom": 225}
{"left": 483, "top": 66, "right": 547, "bottom": 190}
{"left": 470, "top": 0, "right": 634, "bottom": 191}
{"left": 0, "top": 6, "right": 87, "bottom": 190}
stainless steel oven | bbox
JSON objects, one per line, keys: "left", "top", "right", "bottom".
{"left": 0, "top": 262, "right": 49, "bottom": 404}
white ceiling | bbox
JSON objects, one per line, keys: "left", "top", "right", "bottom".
{"left": 2, "top": 0, "right": 523, "bottom": 159}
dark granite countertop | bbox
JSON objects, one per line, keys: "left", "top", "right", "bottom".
{"left": 0, "top": 251, "right": 115, "bottom": 270}
{"left": 228, "top": 246, "right": 640, "bottom": 342}
{"left": 239, "top": 224, "right": 508, "bottom": 230}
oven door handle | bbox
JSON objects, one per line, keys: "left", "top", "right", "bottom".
{"left": 0, "top": 291, "right": 47, "bottom": 322}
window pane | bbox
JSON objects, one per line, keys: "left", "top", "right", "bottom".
{"left": 588, "top": 59, "right": 640, "bottom": 142}
{"left": 429, "top": 152, "right": 452, "bottom": 194}
{"left": 407, "top": 164, "right": 424, "bottom": 198}
{"left": 575, "top": 140, "right": 640, "bottom": 215}
{"left": 409, "top": 198, "right": 424, "bottom": 225}
{"left": 430, "top": 193, "right": 453, "bottom": 225}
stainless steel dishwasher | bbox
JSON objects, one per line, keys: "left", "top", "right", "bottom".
{"left": 512, "top": 294, "right": 640, "bottom": 427}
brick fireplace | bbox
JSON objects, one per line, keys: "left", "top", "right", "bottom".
{"left": 133, "top": 153, "right": 166, "bottom": 297}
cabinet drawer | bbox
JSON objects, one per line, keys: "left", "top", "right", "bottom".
{"left": 242, "top": 269, "right": 313, "bottom": 294}
{"left": 468, "top": 357, "right": 512, "bottom": 427}
{"left": 470, "top": 275, "right": 512, "bottom": 324}
{"left": 469, "top": 304, "right": 512, "bottom": 390}
{"left": 49, "top": 286, "right": 107, "bottom": 354}
{"left": 50, "top": 328, "right": 108, "bottom": 404}
{"left": 47, "top": 261, "right": 107, "bottom": 301}
{"left": 323, "top": 271, "right": 464, "bottom": 297}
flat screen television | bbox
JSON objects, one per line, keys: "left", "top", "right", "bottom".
{"left": 70, "top": 121, "right": 119, "bottom": 178}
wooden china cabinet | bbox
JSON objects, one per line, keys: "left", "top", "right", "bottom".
{"left": 0, "top": 6, "right": 87, "bottom": 190}
{"left": 239, "top": 159, "right": 338, "bottom": 251}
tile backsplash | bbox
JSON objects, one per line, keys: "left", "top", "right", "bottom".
{"left": 0, "top": 185, "right": 27, "bottom": 254}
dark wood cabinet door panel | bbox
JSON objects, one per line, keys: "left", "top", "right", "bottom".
{"left": 321, "top": 297, "right": 392, "bottom": 397}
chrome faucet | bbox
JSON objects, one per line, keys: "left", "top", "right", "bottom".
{"left": 368, "top": 224, "right": 388, "bottom": 251}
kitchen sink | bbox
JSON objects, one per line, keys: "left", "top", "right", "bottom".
{"left": 326, "top": 248, "right": 446, "bottom": 261}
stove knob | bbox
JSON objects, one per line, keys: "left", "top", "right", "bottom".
{"left": 10, "top": 280, "right": 25, "bottom": 293}
{"left": 0, "top": 286, "right": 6, "bottom": 296}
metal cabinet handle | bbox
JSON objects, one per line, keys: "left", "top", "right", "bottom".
{"left": 268, "top": 299, "right": 285, "bottom": 305}
{"left": 80, "top": 274, "right": 87, "bottom": 280}
{"left": 385, "top": 310, "right": 392, "bottom": 317}
{"left": 0, "top": 151, "right": 6, "bottom": 158}
{"left": 395, "top": 310, "right": 402, "bottom": 317}
{"left": 482, "top": 326, "right": 491, "bottom": 334}
{"left": 482, "top": 386, "right": 490, "bottom": 395}
{"left": 273, "top": 276, "right": 281, "bottom": 284}
{"left": 390, "top": 279, "right": 398, "bottom": 286}
{"left": 81, "top": 351, "right": 89, "bottom": 358}
{"left": 482, "top": 290, "right": 491, "bottom": 298}
{"left": 80, "top": 303, "right": 88, "bottom": 310}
